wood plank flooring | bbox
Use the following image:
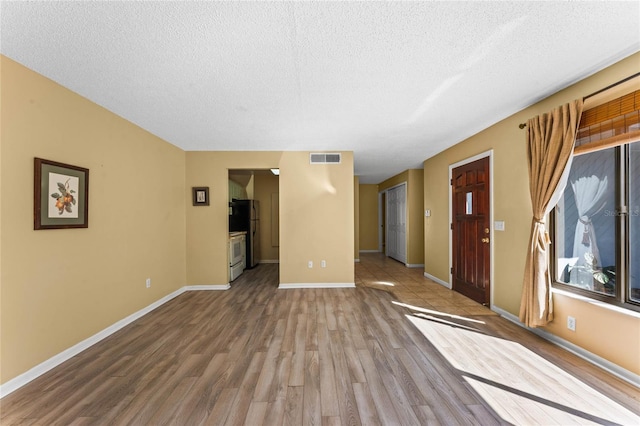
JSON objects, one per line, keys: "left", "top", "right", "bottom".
{"left": 1, "top": 253, "right": 639, "bottom": 425}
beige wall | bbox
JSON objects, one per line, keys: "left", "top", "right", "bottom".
{"left": 379, "top": 169, "right": 425, "bottom": 265}
{"left": 0, "top": 56, "right": 187, "bottom": 384}
{"left": 0, "top": 55, "right": 3, "bottom": 384}
{"left": 186, "top": 152, "right": 283, "bottom": 285}
{"left": 279, "top": 152, "right": 355, "bottom": 284}
{"left": 0, "top": 57, "right": 4, "bottom": 386}
{"left": 254, "top": 171, "right": 280, "bottom": 262}
{"left": 354, "top": 176, "right": 360, "bottom": 259}
{"left": 186, "top": 151, "right": 355, "bottom": 286}
{"left": 407, "top": 169, "right": 424, "bottom": 266}
{"left": 423, "top": 52, "right": 640, "bottom": 374}
{"left": 379, "top": 170, "right": 408, "bottom": 192}
{"left": 359, "top": 184, "right": 379, "bottom": 251}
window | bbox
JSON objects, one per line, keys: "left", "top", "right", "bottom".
{"left": 553, "top": 83, "right": 639, "bottom": 310}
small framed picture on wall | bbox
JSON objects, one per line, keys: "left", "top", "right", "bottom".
{"left": 192, "top": 187, "right": 209, "bottom": 206}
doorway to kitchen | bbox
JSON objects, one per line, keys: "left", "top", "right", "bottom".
{"left": 228, "top": 169, "right": 280, "bottom": 282}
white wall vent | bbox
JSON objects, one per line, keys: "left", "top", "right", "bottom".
{"left": 310, "top": 153, "right": 341, "bottom": 164}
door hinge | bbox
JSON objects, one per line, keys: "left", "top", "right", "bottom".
{"left": 450, "top": 267, "right": 453, "bottom": 274}
{"left": 450, "top": 223, "right": 453, "bottom": 230}
{"left": 450, "top": 178, "right": 453, "bottom": 186}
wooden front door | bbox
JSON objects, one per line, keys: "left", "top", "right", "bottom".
{"left": 452, "top": 157, "right": 490, "bottom": 305}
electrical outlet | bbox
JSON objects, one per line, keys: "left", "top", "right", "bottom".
{"left": 308, "top": 261, "right": 313, "bottom": 268}
{"left": 321, "top": 260, "right": 326, "bottom": 268}
{"left": 146, "top": 278, "right": 151, "bottom": 288}
{"left": 567, "top": 316, "right": 576, "bottom": 331}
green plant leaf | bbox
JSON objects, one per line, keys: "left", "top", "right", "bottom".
{"left": 51, "top": 193, "right": 61, "bottom": 199}
{"left": 70, "top": 190, "right": 76, "bottom": 193}
{"left": 57, "top": 182, "right": 66, "bottom": 190}
{"left": 72, "top": 199, "right": 76, "bottom": 205}
{"left": 593, "top": 271, "right": 609, "bottom": 284}
{"left": 65, "top": 204, "right": 72, "bottom": 213}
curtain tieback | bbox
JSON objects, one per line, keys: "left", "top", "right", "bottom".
{"left": 533, "top": 218, "right": 551, "bottom": 244}
{"left": 579, "top": 215, "right": 591, "bottom": 246}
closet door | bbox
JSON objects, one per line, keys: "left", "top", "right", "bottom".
{"left": 387, "top": 188, "right": 397, "bottom": 259}
{"left": 386, "top": 184, "right": 407, "bottom": 264}
{"left": 396, "top": 185, "right": 407, "bottom": 262}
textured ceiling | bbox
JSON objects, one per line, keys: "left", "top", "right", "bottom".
{"left": 2, "top": 1, "right": 639, "bottom": 184}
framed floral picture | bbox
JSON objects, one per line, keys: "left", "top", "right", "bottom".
{"left": 34, "top": 158, "right": 89, "bottom": 229}
{"left": 192, "top": 187, "right": 209, "bottom": 206}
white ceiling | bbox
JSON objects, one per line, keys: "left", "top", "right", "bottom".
{"left": 2, "top": 1, "right": 639, "bottom": 184}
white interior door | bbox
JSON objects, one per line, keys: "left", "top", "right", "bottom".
{"left": 387, "top": 188, "right": 397, "bottom": 258}
{"left": 386, "top": 184, "right": 407, "bottom": 263}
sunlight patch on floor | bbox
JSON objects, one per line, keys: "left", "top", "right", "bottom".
{"left": 371, "top": 281, "right": 395, "bottom": 286}
{"left": 406, "top": 314, "right": 640, "bottom": 425}
{"left": 393, "top": 301, "right": 486, "bottom": 324}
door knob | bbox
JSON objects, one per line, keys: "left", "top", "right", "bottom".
{"left": 482, "top": 238, "right": 490, "bottom": 243}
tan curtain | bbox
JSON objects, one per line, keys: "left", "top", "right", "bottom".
{"left": 519, "top": 99, "right": 584, "bottom": 327}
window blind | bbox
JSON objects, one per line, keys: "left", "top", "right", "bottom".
{"left": 575, "top": 89, "right": 640, "bottom": 155}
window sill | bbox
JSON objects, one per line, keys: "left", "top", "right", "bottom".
{"left": 552, "top": 287, "right": 640, "bottom": 319}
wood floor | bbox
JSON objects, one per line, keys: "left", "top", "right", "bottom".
{"left": 1, "top": 253, "right": 639, "bottom": 425}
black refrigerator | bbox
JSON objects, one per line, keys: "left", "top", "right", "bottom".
{"left": 229, "top": 199, "right": 260, "bottom": 268}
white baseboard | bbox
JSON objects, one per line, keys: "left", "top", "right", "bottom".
{"left": 359, "top": 250, "right": 380, "bottom": 253}
{"left": 259, "top": 259, "right": 280, "bottom": 264}
{"left": 492, "top": 306, "right": 640, "bottom": 389}
{"left": 355, "top": 258, "right": 360, "bottom": 263}
{"left": 278, "top": 282, "right": 356, "bottom": 289}
{"left": 424, "top": 272, "right": 451, "bottom": 289}
{"left": 184, "top": 284, "right": 230, "bottom": 291}
{"left": 406, "top": 263, "right": 424, "bottom": 269}
{"left": 0, "top": 286, "right": 188, "bottom": 398}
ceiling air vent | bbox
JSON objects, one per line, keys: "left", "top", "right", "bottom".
{"left": 310, "top": 153, "right": 341, "bottom": 164}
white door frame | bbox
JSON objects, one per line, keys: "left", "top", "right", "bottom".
{"left": 448, "top": 150, "right": 494, "bottom": 307}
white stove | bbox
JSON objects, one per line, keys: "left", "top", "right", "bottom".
{"left": 229, "top": 231, "right": 246, "bottom": 281}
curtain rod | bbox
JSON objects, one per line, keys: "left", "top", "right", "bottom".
{"left": 518, "top": 72, "right": 640, "bottom": 129}
{"left": 583, "top": 71, "right": 639, "bottom": 100}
